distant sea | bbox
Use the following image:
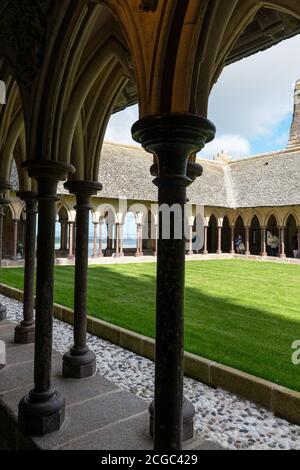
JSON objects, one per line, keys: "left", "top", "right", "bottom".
{"left": 55, "top": 237, "right": 137, "bottom": 256}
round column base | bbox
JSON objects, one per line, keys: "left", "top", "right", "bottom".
{"left": 63, "top": 348, "right": 96, "bottom": 379}
{"left": 14, "top": 323, "right": 35, "bottom": 344}
{"left": 149, "top": 398, "right": 195, "bottom": 442}
{"left": 135, "top": 252, "right": 144, "bottom": 257}
{"left": 0, "top": 304, "right": 7, "bottom": 321}
{"left": 18, "top": 390, "right": 65, "bottom": 436}
{"left": 115, "top": 253, "right": 125, "bottom": 258}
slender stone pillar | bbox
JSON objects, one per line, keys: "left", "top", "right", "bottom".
{"left": 68, "top": 222, "right": 75, "bottom": 259}
{"left": 216, "top": 226, "right": 222, "bottom": 255}
{"left": 98, "top": 222, "right": 104, "bottom": 257}
{"left": 245, "top": 226, "right": 250, "bottom": 256}
{"left": 203, "top": 225, "right": 208, "bottom": 255}
{"left": 0, "top": 193, "right": 10, "bottom": 321}
{"left": 135, "top": 224, "right": 144, "bottom": 257}
{"left": 115, "top": 223, "right": 124, "bottom": 258}
{"left": 63, "top": 181, "right": 102, "bottom": 379}
{"left": 298, "top": 228, "right": 300, "bottom": 257}
{"left": 92, "top": 223, "right": 98, "bottom": 258}
{"left": 14, "top": 192, "right": 38, "bottom": 344}
{"left": 261, "top": 227, "right": 267, "bottom": 256}
{"left": 18, "top": 160, "right": 73, "bottom": 436}
{"left": 60, "top": 221, "right": 68, "bottom": 253}
{"left": 230, "top": 226, "right": 235, "bottom": 254}
{"left": 187, "top": 225, "right": 193, "bottom": 256}
{"left": 154, "top": 224, "right": 158, "bottom": 257}
{"left": 280, "top": 227, "right": 286, "bottom": 258}
{"left": 132, "top": 113, "right": 215, "bottom": 451}
{"left": 11, "top": 219, "right": 19, "bottom": 260}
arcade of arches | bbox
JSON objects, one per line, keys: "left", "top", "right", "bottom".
{"left": 1, "top": 0, "right": 300, "bottom": 452}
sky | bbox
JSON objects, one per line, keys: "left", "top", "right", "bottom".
{"left": 105, "top": 34, "right": 300, "bottom": 160}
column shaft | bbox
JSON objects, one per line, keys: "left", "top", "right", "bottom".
{"left": 15, "top": 193, "right": 38, "bottom": 344}
{"left": 132, "top": 113, "right": 215, "bottom": 451}
{"left": 12, "top": 219, "right": 19, "bottom": 260}
{"left": 203, "top": 225, "right": 208, "bottom": 254}
{"left": 188, "top": 225, "right": 193, "bottom": 255}
{"left": 68, "top": 222, "right": 75, "bottom": 259}
{"left": 92, "top": 223, "right": 98, "bottom": 258}
{"left": 98, "top": 222, "right": 104, "bottom": 257}
{"left": 18, "top": 161, "right": 72, "bottom": 436}
{"left": 261, "top": 228, "right": 267, "bottom": 256}
{"left": 280, "top": 227, "right": 286, "bottom": 258}
{"left": 217, "top": 226, "right": 222, "bottom": 254}
{"left": 63, "top": 181, "right": 101, "bottom": 378}
{"left": 230, "top": 226, "right": 235, "bottom": 254}
{"left": 245, "top": 227, "right": 250, "bottom": 255}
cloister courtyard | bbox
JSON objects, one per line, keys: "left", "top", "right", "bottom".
{"left": 2, "top": 0, "right": 300, "bottom": 453}
{"left": 1, "top": 259, "right": 300, "bottom": 392}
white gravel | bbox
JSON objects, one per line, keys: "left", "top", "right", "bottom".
{"left": 2, "top": 293, "right": 300, "bottom": 450}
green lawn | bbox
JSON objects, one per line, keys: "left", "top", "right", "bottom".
{"left": 1, "top": 260, "right": 300, "bottom": 392}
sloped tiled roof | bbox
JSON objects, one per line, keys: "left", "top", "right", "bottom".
{"left": 12, "top": 142, "right": 300, "bottom": 209}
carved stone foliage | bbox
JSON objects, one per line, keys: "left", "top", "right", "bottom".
{"left": 0, "top": 0, "right": 53, "bottom": 86}
{"left": 139, "top": 0, "right": 159, "bottom": 12}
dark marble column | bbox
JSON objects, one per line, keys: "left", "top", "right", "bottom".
{"left": 18, "top": 161, "right": 73, "bottom": 436}
{"left": 63, "top": 181, "right": 102, "bottom": 379}
{"left": 14, "top": 192, "right": 38, "bottom": 344}
{"left": 0, "top": 193, "right": 10, "bottom": 321}
{"left": 132, "top": 113, "right": 215, "bottom": 451}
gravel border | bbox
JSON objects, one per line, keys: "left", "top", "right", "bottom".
{"left": 1, "top": 293, "right": 300, "bottom": 450}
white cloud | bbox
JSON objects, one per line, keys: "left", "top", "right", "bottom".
{"left": 202, "top": 134, "right": 251, "bottom": 159}
{"left": 105, "top": 105, "right": 138, "bottom": 145}
{"left": 104, "top": 34, "right": 300, "bottom": 157}
{"left": 208, "top": 35, "right": 300, "bottom": 141}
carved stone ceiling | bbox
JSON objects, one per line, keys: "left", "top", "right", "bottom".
{"left": 113, "top": 7, "right": 300, "bottom": 113}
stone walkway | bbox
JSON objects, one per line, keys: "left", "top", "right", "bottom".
{"left": 2, "top": 253, "right": 300, "bottom": 268}
{"left": 1, "top": 294, "right": 300, "bottom": 450}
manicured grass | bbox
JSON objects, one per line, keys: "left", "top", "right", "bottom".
{"left": 1, "top": 260, "right": 300, "bottom": 392}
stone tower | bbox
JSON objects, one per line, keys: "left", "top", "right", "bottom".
{"left": 288, "top": 79, "right": 300, "bottom": 149}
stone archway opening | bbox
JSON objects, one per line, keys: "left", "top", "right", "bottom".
{"left": 221, "top": 216, "right": 231, "bottom": 253}
{"left": 266, "top": 215, "right": 279, "bottom": 257}
{"left": 207, "top": 215, "right": 217, "bottom": 254}
{"left": 285, "top": 214, "right": 298, "bottom": 258}
{"left": 250, "top": 215, "right": 261, "bottom": 255}
{"left": 234, "top": 216, "right": 246, "bottom": 253}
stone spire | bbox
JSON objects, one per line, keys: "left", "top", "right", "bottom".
{"left": 288, "top": 79, "right": 300, "bottom": 149}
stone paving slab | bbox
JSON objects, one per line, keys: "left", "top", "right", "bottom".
{"left": 0, "top": 320, "right": 219, "bottom": 450}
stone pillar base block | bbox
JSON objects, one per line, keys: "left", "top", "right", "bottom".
{"left": 135, "top": 252, "right": 144, "bottom": 257}
{"left": 63, "top": 349, "right": 96, "bottom": 379}
{"left": 18, "top": 391, "right": 65, "bottom": 436}
{"left": 14, "top": 324, "right": 35, "bottom": 344}
{"left": 0, "top": 304, "right": 7, "bottom": 321}
{"left": 149, "top": 398, "right": 195, "bottom": 442}
{"left": 115, "top": 253, "right": 124, "bottom": 258}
